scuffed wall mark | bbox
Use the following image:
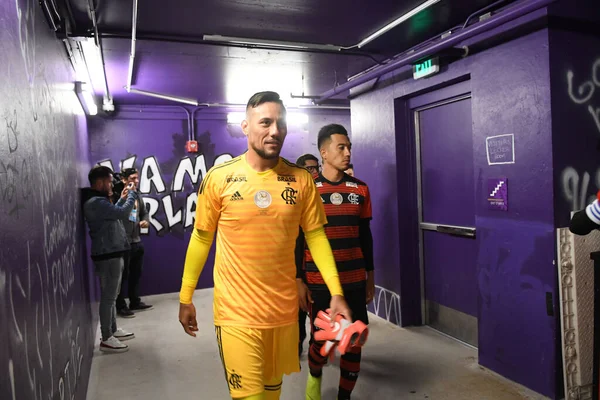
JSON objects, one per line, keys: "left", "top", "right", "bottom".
{"left": 2, "top": 0, "right": 91, "bottom": 398}
{"left": 567, "top": 58, "right": 600, "bottom": 135}
{"left": 15, "top": 0, "right": 36, "bottom": 88}
{"left": 1, "top": 109, "right": 31, "bottom": 218}
{"left": 6, "top": 109, "right": 19, "bottom": 153}
{"left": 372, "top": 285, "right": 401, "bottom": 325}
{"left": 5, "top": 241, "right": 83, "bottom": 400}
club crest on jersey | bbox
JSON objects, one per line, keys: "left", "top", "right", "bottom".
{"left": 281, "top": 186, "right": 298, "bottom": 205}
{"left": 346, "top": 181, "right": 358, "bottom": 188}
{"left": 348, "top": 193, "right": 360, "bottom": 205}
{"left": 254, "top": 190, "right": 272, "bottom": 208}
{"left": 330, "top": 192, "right": 343, "bottom": 205}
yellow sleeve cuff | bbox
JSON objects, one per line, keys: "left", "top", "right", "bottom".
{"left": 304, "top": 227, "right": 344, "bottom": 297}
{"left": 179, "top": 229, "right": 215, "bottom": 304}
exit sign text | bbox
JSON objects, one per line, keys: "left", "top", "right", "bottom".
{"left": 413, "top": 57, "right": 440, "bottom": 80}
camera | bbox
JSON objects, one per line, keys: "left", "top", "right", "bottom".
{"left": 111, "top": 172, "right": 125, "bottom": 203}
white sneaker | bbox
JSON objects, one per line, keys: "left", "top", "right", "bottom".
{"left": 113, "top": 327, "right": 135, "bottom": 341}
{"left": 100, "top": 336, "right": 129, "bottom": 353}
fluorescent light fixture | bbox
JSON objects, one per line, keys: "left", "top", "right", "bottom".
{"left": 287, "top": 113, "right": 309, "bottom": 125}
{"left": 204, "top": 35, "right": 342, "bottom": 52}
{"left": 227, "top": 112, "right": 246, "bottom": 124}
{"left": 227, "top": 112, "right": 308, "bottom": 125}
{"left": 80, "top": 38, "right": 110, "bottom": 101}
{"left": 75, "top": 81, "right": 98, "bottom": 115}
{"left": 82, "top": 91, "right": 98, "bottom": 115}
{"left": 357, "top": 0, "right": 442, "bottom": 48}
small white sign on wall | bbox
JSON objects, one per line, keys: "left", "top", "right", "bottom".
{"left": 486, "top": 134, "right": 515, "bottom": 165}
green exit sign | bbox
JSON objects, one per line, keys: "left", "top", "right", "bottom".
{"left": 413, "top": 57, "right": 440, "bottom": 79}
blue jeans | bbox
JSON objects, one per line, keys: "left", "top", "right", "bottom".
{"left": 94, "top": 257, "right": 124, "bottom": 341}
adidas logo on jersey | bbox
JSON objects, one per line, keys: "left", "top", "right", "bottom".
{"left": 230, "top": 191, "right": 243, "bottom": 201}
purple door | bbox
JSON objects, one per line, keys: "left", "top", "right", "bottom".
{"left": 411, "top": 85, "right": 478, "bottom": 347}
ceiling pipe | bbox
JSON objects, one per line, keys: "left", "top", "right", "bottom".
{"left": 345, "top": 24, "right": 462, "bottom": 83}
{"left": 462, "top": 0, "right": 509, "bottom": 29}
{"left": 124, "top": 0, "right": 204, "bottom": 107}
{"left": 202, "top": 35, "right": 342, "bottom": 52}
{"left": 96, "top": 31, "right": 386, "bottom": 64}
{"left": 87, "top": 0, "right": 112, "bottom": 107}
{"left": 202, "top": 0, "right": 442, "bottom": 52}
{"left": 126, "top": 0, "right": 138, "bottom": 90}
{"left": 173, "top": 106, "right": 192, "bottom": 142}
{"left": 298, "top": 104, "right": 350, "bottom": 110}
{"left": 191, "top": 106, "right": 208, "bottom": 142}
{"left": 126, "top": 87, "right": 200, "bottom": 106}
{"left": 316, "top": 0, "right": 557, "bottom": 103}
{"left": 345, "top": 0, "right": 509, "bottom": 84}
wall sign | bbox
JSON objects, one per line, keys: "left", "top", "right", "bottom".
{"left": 486, "top": 134, "right": 515, "bottom": 165}
{"left": 488, "top": 178, "right": 508, "bottom": 211}
{"left": 413, "top": 57, "right": 440, "bottom": 80}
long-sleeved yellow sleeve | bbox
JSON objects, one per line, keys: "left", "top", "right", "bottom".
{"left": 179, "top": 229, "right": 215, "bottom": 304}
{"left": 305, "top": 227, "right": 344, "bottom": 297}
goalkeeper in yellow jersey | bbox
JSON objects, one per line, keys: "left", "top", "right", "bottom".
{"left": 178, "top": 91, "right": 351, "bottom": 400}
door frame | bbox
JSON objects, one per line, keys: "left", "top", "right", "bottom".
{"left": 394, "top": 77, "right": 472, "bottom": 327}
{"left": 413, "top": 92, "right": 473, "bottom": 326}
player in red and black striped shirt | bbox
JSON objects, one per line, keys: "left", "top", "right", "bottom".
{"left": 296, "top": 124, "right": 374, "bottom": 400}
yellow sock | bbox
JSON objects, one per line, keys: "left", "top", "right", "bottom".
{"left": 306, "top": 374, "right": 321, "bottom": 400}
{"left": 264, "top": 375, "right": 282, "bottom": 400}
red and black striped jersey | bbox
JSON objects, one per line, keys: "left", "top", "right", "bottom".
{"left": 303, "top": 173, "right": 372, "bottom": 291}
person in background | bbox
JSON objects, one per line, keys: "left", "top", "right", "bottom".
{"left": 297, "top": 153, "right": 320, "bottom": 179}
{"left": 116, "top": 168, "right": 153, "bottom": 318}
{"left": 294, "top": 153, "right": 320, "bottom": 357}
{"left": 82, "top": 166, "right": 136, "bottom": 353}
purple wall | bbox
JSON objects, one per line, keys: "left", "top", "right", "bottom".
{"left": 0, "top": 1, "right": 93, "bottom": 399}
{"left": 88, "top": 107, "right": 351, "bottom": 296}
{"left": 351, "top": 20, "right": 558, "bottom": 400}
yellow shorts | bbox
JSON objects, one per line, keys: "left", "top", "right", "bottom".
{"left": 215, "top": 322, "right": 300, "bottom": 398}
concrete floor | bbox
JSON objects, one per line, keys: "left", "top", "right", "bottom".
{"left": 87, "top": 289, "right": 548, "bottom": 400}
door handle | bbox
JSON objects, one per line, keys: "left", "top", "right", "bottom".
{"left": 436, "top": 225, "right": 476, "bottom": 238}
{"left": 419, "top": 222, "right": 476, "bottom": 238}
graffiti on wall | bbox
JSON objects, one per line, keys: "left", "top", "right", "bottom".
{"left": 0, "top": 1, "right": 92, "bottom": 399}
{"left": 561, "top": 58, "right": 600, "bottom": 213}
{"left": 561, "top": 166, "right": 600, "bottom": 212}
{"left": 98, "top": 152, "right": 233, "bottom": 234}
{"left": 567, "top": 58, "right": 600, "bottom": 135}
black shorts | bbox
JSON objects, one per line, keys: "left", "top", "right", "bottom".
{"left": 308, "top": 287, "right": 369, "bottom": 341}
